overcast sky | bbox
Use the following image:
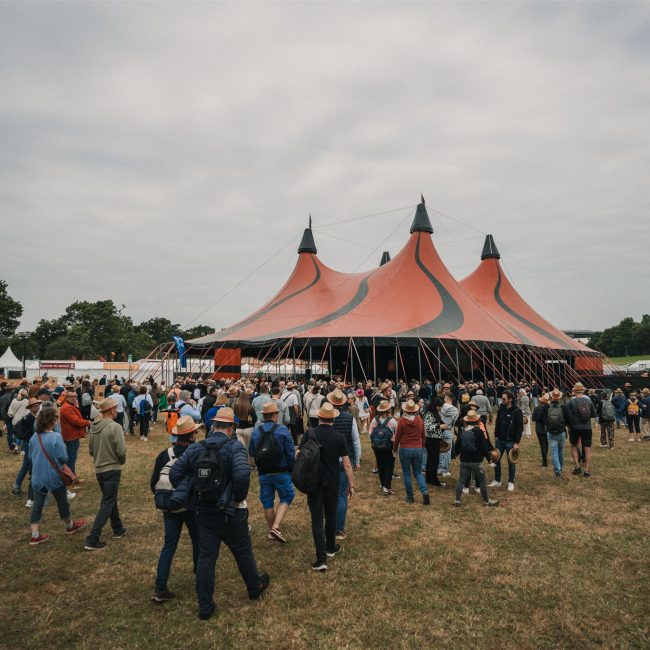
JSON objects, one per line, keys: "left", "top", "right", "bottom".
{"left": 1, "top": 2, "right": 648, "bottom": 336}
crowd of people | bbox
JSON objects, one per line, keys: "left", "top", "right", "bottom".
{"left": 1, "top": 372, "right": 648, "bottom": 619}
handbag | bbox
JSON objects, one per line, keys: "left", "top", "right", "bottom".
{"left": 35, "top": 433, "right": 77, "bottom": 486}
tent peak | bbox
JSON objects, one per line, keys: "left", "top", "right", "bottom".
{"left": 298, "top": 221, "right": 317, "bottom": 254}
{"left": 481, "top": 234, "right": 500, "bottom": 260}
{"left": 380, "top": 251, "right": 391, "bottom": 266}
{"left": 409, "top": 196, "right": 433, "bottom": 234}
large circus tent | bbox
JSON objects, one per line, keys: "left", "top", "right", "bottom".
{"left": 169, "top": 197, "right": 603, "bottom": 388}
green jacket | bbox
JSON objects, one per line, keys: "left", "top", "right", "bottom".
{"left": 88, "top": 417, "right": 126, "bottom": 473}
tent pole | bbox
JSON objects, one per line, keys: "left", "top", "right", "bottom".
{"left": 394, "top": 342, "right": 398, "bottom": 386}
{"left": 455, "top": 347, "right": 461, "bottom": 384}
{"left": 470, "top": 347, "right": 474, "bottom": 382}
{"left": 417, "top": 344, "right": 423, "bottom": 383}
{"left": 372, "top": 338, "right": 377, "bottom": 385}
{"left": 437, "top": 344, "right": 442, "bottom": 380}
{"left": 329, "top": 344, "right": 333, "bottom": 380}
{"left": 482, "top": 347, "right": 487, "bottom": 382}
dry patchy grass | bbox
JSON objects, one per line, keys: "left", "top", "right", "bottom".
{"left": 0, "top": 422, "right": 649, "bottom": 650}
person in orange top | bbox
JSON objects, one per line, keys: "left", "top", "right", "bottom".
{"left": 393, "top": 399, "right": 429, "bottom": 506}
{"left": 59, "top": 390, "right": 91, "bottom": 480}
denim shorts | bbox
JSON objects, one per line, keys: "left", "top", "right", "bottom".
{"left": 258, "top": 472, "right": 295, "bottom": 509}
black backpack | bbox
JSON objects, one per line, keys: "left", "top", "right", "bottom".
{"left": 572, "top": 398, "right": 592, "bottom": 425}
{"left": 13, "top": 414, "right": 33, "bottom": 442}
{"left": 292, "top": 428, "right": 321, "bottom": 494}
{"left": 255, "top": 424, "right": 283, "bottom": 473}
{"left": 370, "top": 417, "right": 393, "bottom": 450}
{"left": 459, "top": 427, "right": 479, "bottom": 456}
{"left": 192, "top": 438, "right": 233, "bottom": 508}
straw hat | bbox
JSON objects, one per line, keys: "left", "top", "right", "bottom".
{"left": 489, "top": 448, "right": 501, "bottom": 463}
{"left": 508, "top": 447, "right": 520, "bottom": 464}
{"left": 402, "top": 399, "right": 419, "bottom": 413}
{"left": 439, "top": 440, "right": 451, "bottom": 454}
{"left": 261, "top": 401, "right": 279, "bottom": 415}
{"left": 172, "top": 415, "right": 203, "bottom": 436}
{"left": 227, "top": 385, "right": 239, "bottom": 396}
{"left": 287, "top": 381, "right": 296, "bottom": 389}
{"left": 464, "top": 409, "right": 480, "bottom": 422}
{"left": 212, "top": 407, "right": 235, "bottom": 424}
{"left": 379, "top": 382, "right": 389, "bottom": 392}
{"left": 376, "top": 400, "right": 391, "bottom": 413}
{"left": 318, "top": 402, "right": 340, "bottom": 420}
{"left": 642, "top": 388, "right": 650, "bottom": 395}
{"left": 615, "top": 387, "right": 623, "bottom": 394}
{"left": 356, "top": 388, "right": 364, "bottom": 397}
{"left": 99, "top": 397, "right": 117, "bottom": 412}
{"left": 461, "top": 393, "right": 470, "bottom": 403}
{"left": 327, "top": 388, "right": 347, "bottom": 406}
{"left": 540, "top": 393, "right": 550, "bottom": 405}
{"left": 573, "top": 382, "right": 586, "bottom": 394}
{"left": 550, "top": 388, "right": 563, "bottom": 401}
{"left": 26, "top": 397, "right": 40, "bottom": 410}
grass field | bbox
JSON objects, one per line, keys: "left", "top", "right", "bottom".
{"left": 1, "top": 420, "right": 649, "bottom": 650}
{"left": 608, "top": 355, "right": 650, "bottom": 367}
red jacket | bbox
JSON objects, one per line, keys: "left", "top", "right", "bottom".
{"left": 393, "top": 415, "right": 425, "bottom": 451}
{"left": 60, "top": 401, "right": 90, "bottom": 441}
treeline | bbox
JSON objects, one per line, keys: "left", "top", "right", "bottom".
{"left": 588, "top": 316, "right": 650, "bottom": 358}
{"left": 0, "top": 279, "right": 213, "bottom": 360}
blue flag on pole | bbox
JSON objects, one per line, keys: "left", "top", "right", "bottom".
{"left": 173, "top": 336, "right": 187, "bottom": 370}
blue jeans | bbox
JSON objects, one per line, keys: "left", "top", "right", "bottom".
{"left": 547, "top": 432, "right": 566, "bottom": 474}
{"left": 30, "top": 484, "right": 70, "bottom": 524}
{"left": 258, "top": 472, "right": 295, "bottom": 510}
{"left": 65, "top": 439, "right": 80, "bottom": 475}
{"left": 4, "top": 418, "right": 15, "bottom": 449}
{"left": 438, "top": 430, "right": 453, "bottom": 473}
{"left": 494, "top": 438, "right": 516, "bottom": 484}
{"left": 14, "top": 438, "right": 31, "bottom": 490}
{"left": 615, "top": 412, "right": 624, "bottom": 428}
{"left": 399, "top": 448, "right": 429, "bottom": 498}
{"left": 86, "top": 470, "right": 124, "bottom": 545}
{"left": 337, "top": 465, "right": 348, "bottom": 533}
{"left": 155, "top": 510, "right": 200, "bottom": 591}
{"left": 152, "top": 405, "right": 159, "bottom": 423}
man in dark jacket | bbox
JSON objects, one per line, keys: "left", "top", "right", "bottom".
{"left": 490, "top": 390, "right": 523, "bottom": 492}
{"left": 566, "top": 382, "right": 597, "bottom": 477}
{"left": 169, "top": 407, "right": 269, "bottom": 620}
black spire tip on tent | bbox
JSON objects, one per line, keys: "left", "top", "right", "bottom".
{"left": 409, "top": 194, "right": 433, "bottom": 234}
{"left": 481, "top": 234, "right": 500, "bottom": 260}
{"left": 380, "top": 251, "right": 391, "bottom": 266}
{"left": 298, "top": 216, "right": 317, "bottom": 254}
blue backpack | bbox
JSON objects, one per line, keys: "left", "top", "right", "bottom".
{"left": 370, "top": 417, "right": 393, "bottom": 450}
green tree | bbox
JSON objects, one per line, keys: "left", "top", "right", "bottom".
{"left": 0, "top": 280, "right": 23, "bottom": 338}
{"left": 183, "top": 324, "right": 214, "bottom": 340}
{"left": 136, "top": 317, "right": 180, "bottom": 344}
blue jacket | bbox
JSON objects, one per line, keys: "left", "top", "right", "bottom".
{"left": 30, "top": 430, "right": 68, "bottom": 492}
{"left": 169, "top": 431, "right": 250, "bottom": 515}
{"left": 611, "top": 394, "right": 627, "bottom": 415}
{"left": 249, "top": 421, "right": 296, "bottom": 474}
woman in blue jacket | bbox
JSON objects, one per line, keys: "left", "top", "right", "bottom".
{"left": 29, "top": 405, "right": 85, "bottom": 546}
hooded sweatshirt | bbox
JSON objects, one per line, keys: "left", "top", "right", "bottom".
{"left": 393, "top": 415, "right": 425, "bottom": 451}
{"left": 88, "top": 417, "right": 126, "bottom": 474}
{"left": 440, "top": 403, "right": 459, "bottom": 428}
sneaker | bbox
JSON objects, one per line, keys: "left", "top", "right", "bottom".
{"left": 371, "top": 468, "right": 378, "bottom": 474}
{"left": 11, "top": 486, "right": 21, "bottom": 495}
{"left": 9, "top": 443, "right": 17, "bottom": 452}
{"left": 474, "top": 487, "right": 482, "bottom": 495}
{"left": 488, "top": 480, "right": 501, "bottom": 488}
{"left": 335, "top": 531, "right": 347, "bottom": 540}
{"left": 462, "top": 487, "right": 470, "bottom": 495}
{"left": 113, "top": 528, "right": 128, "bottom": 539}
{"left": 249, "top": 573, "right": 270, "bottom": 600}
{"left": 66, "top": 490, "right": 76, "bottom": 501}
{"left": 441, "top": 472, "right": 451, "bottom": 478}
{"left": 572, "top": 467, "right": 582, "bottom": 475}
{"left": 25, "top": 499, "right": 33, "bottom": 508}
{"left": 152, "top": 589, "right": 176, "bottom": 603}
{"left": 583, "top": 471, "right": 591, "bottom": 478}
{"left": 311, "top": 560, "right": 328, "bottom": 571}
{"left": 507, "top": 482, "right": 515, "bottom": 492}
{"left": 554, "top": 472, "right": 562, "bottom": 479}
{"left": 198, "top": 604, "right": 216, "bottom": 620}
{"left": 73, "top": 477, "right": 85, "bottom": 485}
{"left": 84, "top": 540, "right": 107, "bottom": 551}
{"left": 392, "top": 473, "right": 401, "bottom": 479}
{"left": 29, "top": 533, "right": 49, "bottom": 546}
{"left": 483, "top": 499, "right": 499, "bottom": 507}
{"left": 65, "top": 518, "right": 85, "bottom": 535}
{"left": 628, "top": 438, "right": 635, "bottom": 442}
{"left": 382, "top": 487, "right": 390, "bottom": 496}
{"left": 326, "top": 544, "right": 342, "bottom": 557}
{"left": 143, "top": 437, "right": 148, "bottom": 442}
{"left": 454, "top": 500, "right": 462, "bottom": 507}
{"left": 405, "top": 496, "right": 415, "bottom": 504}
{"left": 599, "top": 444, "right": 608, "bottom": 448}
{"left": 423, "top": 494, "right": 430, "bottom": 505}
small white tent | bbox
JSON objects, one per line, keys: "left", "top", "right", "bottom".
{"left": 0, "top": 346, "right": 23, "bottom": 376}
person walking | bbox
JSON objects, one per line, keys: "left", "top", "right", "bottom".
{"left": 517, "top": 388, "right": 532, "bottom": 438}
{"left": 84, "top": 398, "right": 128, "bottom": 550}
{"left": 598, "top": 392, "right": 616, "bottom": 449}
{"left": 59, "top": 389, "right": 91, "bottom": 483}
{"left": 249, "top": 401, "right": 296, "bottom": 543}
{"left": 393, "top": 399, "right": 429, "bottom": 505}
{"left": 472, "top": 390, "right": 491, "bottom": 425}
{"left": 369, "top": 400, "right": 397, "bottom": 495}
{"left": 453, "top": 410, "right": 499, "bottom": 508}
{"left": 169, "top": 407, "right": 269, "bottom": 620}
{"left": 543, "top": 389, "right": 570, "bottom": 478}
{"left": 132, "top": 386, "right": 154, "bottom": 441}
{"left": 28, "top": 405, "right": 85, "bottom": 545}
{"left": 354, "top": 388, "right": 370, "bottom": 435}
{"left": 566, "top": 382, "right": 597, "bottom": 477}
{"left": 233, "top": 391, "right": 256, "bottom": 466}
{"left": 626, "top": 393, "right": 642, "bottom": 442}
{"left": 299, "top": 402, "right": 355, "bottom": 571}
{"left": 150, "top": 416, "right": 201, "bottom": 603}
{"left": 11, "top": 397, "right": 41, "bottom": 500}
{"left": 438, "top": 392, "right": 458, "bottom": 478}
{"left": 490, "top": 390, "right": 523, "bottom": 492}
{"left": 531, "top": 393, "right": 550, "bottom": 467}
{"left": 304, "top": 384, "right": 324, "bottom": 429}
{"left": 110, "top": 385, "right": 128, "bottom": 430}
{"left": 641, "top": 388, "right": 650, "bottom": 438}
{"left": 611, "top": 388, "right": 627, "bottom": 430}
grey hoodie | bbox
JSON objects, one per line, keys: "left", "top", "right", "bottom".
{"left": 440, "top": 403, "right": 459, "bottom": 428}
{"left": 88, "top": 417, "right": 126, "bottom": 473}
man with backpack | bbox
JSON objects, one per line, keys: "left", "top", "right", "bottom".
{"left": 566, "top": 382, "right": 597, "bottom": 477}
{"left": 149, "top": 415, "right": 201, "bottom": 603}
{"left": 297, "top": 401, "right": 355, "bottom": 572}
{"left": 598, "top": 392, "right": 616, "bottom": 449}
{"left": 169, "top": 407, "right": 269, "bottom": 620}
{"left": 249, "top": 401, "right": 296, "bottom": 544}
{"left": 543, "top": 389, "right": 571, "bottom": 477}
{"left": 133, "top": 386, "right": 154, "bottom": 441}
